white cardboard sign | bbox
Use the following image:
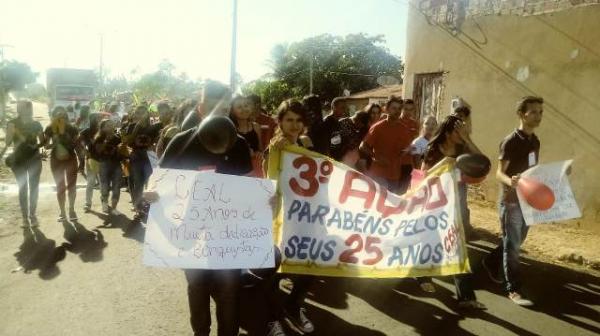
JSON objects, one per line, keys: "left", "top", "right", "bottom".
{"left": 143, "top": 169, "right": 276, "bottom": 269}
{"left": 517, "top": 160, "right": 581, "bottom": 226}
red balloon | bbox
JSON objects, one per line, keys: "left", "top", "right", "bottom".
{"left": 518, "top": 176, "right": 555, "bottom": 210}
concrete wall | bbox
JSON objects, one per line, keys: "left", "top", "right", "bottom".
{"left": 403, "top": 4, "right": 600, "bottom": 231}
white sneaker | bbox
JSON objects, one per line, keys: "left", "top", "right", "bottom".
{"left": 508, "top": 292, "right": 533, "bottom": 306}
{"left": 267, "top": 321, "right": 287, "bottom": 336}
{"left": 285, "top": 307, "right": 314, "bottom": 334}
{"left": 102, "top": 202, "right": 110, "bottom": 213}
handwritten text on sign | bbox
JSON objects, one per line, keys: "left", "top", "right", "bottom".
{"left": 143, "top": 169, "right": 276, "bottom": 269}
{"left": 518, "top": 160, "right": 581, "bottom": 226}
{"left": 272, "top": 147, "right": 469, "bottom": 278}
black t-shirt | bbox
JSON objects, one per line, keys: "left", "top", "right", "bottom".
{"left": 124, "top": 122, "right": 161, "bottom": 151}
{"left": 9, "top": 118, "right": 43, "bottom": 163}
{"left": 159, "top": 127, "right": 253, "bottom": 175}
{"left": 499, "top": 129, "right": 540, "bottom": 202}
{"left": 239, "top": 129, "right": 260, "bottom": 152}
{"left": 332, "top": 117, "right": 367, "bottom": 161}
{"left": 93, "top": 133, "right": 122, "bottom": 162}
{"left": 310, "top": 114, "right": 339, "bottom": 156}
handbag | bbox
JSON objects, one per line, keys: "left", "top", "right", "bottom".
{"left": 4, "top": 153, "right": 15, "bottom": 168}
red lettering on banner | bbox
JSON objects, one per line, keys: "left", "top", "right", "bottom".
{"left": 334, "top": 163, "right": 449, "bottom": 217}
{"left": 376, "top": 188, "right": 408, "bottom": 218}
{"left": 338, "top": 171, "right": 376, "bottom": 209}
{"left": 407, "top": 185, "right": 428, "bottom": 214}
{"left": 425, "top": 177, "right": 448, "bottom": 210}
{"left": 289, "top": 156, "right": 319, "bottom": 197}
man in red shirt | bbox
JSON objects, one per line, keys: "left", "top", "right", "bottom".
{"left": 359, "top": 96, "right": 417, "bottom": 193}
{"left": 397, "top": 99, "right": 419, "bottom": 194}
{"left": 248, "top": 94, "right": 276, "bottom": 148}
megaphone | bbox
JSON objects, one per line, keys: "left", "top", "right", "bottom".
{"left": 196, "top": 115, "right": 238, "bottom": 154}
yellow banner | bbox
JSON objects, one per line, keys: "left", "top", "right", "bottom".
{"left": 268, "top": 146, "right": 470, "bottom": 278}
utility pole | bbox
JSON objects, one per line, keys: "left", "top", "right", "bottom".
{"left": 230, "top": 0, "right": 238, "bottom": 92}
{"left": 99, "top": 34, "right": 104, "bottom": 86}
{"left": 309, "top": 53, "right": 314, "bottom": 94}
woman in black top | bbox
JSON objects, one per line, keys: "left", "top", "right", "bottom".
{"left": 229, "top": 96, "right": 263, "bottom": 177}
{"left": 45, "top": 106, "right": 82, "bottom": 221}
{"left": 93, "top": 119, "right": 125, "bottom": 215}
{"left": 79, "top": 113, "right": 104, "bottom": 212}
{"left": 422, "top": 115, "right": 479, "bottom": 170}
{"left": 123, "top": 105, "right": 160, "bottom": 219}
{"left": 1, "top": 100, "right": 44, "bottom": 226}
{"left": 420, "top": 114, "right": 486, "bottom": 310}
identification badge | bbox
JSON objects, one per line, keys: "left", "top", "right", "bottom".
{"left": 528, "top": 151, "right": 536, "bottom": 167}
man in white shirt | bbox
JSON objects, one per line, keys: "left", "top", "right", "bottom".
{"left": 411, "top": 115, "right": 438, "bottom": 169}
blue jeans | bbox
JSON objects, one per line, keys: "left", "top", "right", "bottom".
{"left": 85, "top": 159, "right": 99, "bottom": 206}
{"left": 498, "top": 202, "right": 529, "bottom": 292}
{"left": 99, "top": 160, "right": 122, "bottom": 205}
{"left": 457, "top": 182, "right": 474, "bottom": 238}
{"left": 11, "top": 158, "right": 42, "bottom": 219}
{"left": 129, "top": 153, "right": 152, "bottom": 211}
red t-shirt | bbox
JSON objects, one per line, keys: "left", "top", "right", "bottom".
{"left": 365, "top": 118, "right": 418, "bottom": 180}
{"left": 256, "top": 112, "right": 277, "bottom": 148}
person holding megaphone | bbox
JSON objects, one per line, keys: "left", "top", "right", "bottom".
{"left": 144, "top": 80, "right": 254, "bottom": 336}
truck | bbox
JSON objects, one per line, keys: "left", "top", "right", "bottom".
{"left": 46, "top": 68, "right": 97, "bottom": 122}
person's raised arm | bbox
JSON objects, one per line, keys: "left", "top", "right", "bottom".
{"left": 457, "top": 121, "right": 482, "bottom": 154}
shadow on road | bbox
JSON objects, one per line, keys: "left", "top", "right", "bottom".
{"left": 61, "top": 220, "right": 107, "bottom": 262}
{"left": 13, "top": 227, "right": 66, "bottom": 280}
{"left": 90, "top": 209, "right": 145, "bottom": 243}
{"left": 238, "top": 278, "right": 386, "bottom": 336}
{"left": 266, "top": 228, "right": 600, "bottom": 335}
{"left": 470, "top": 229, "right": 600, "bottom": 335}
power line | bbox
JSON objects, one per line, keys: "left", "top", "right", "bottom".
{"left": 405, "top": 2, "right": 600, "bottom": 155}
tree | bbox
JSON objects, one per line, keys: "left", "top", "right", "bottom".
{"left": 98, "top": 75, "right": 131, "bottom": 98}
{"left": 245, "top": 34, "right": 403, "bottom": 107}
{"left": 241, "top": 76, "right": 294, "bottom": 113}
{"left": 132, "top": 59, "right": 202, "bottom": 101}
{"left": 0, "top": 60, "right": 37, "bottom": 121}
{"left": 22, "top": 83, "right": 48, "bottom": 102}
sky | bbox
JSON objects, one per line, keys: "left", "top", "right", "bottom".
{"left": 0, "top": 0, "right": 408, "bottom": 86}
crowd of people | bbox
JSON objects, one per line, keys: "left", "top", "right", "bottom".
{"left": 1, "top": 80, "right": 544, "bottom": 336}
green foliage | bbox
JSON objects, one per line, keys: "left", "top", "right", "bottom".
{"left": 22, "top": 83, "right": 48, "bottom": 102}
{"left": 132, "top": 59, "right": 202, "bottom": 101}
{"left": 241, "top": 77, "right": 297, "bottom": 113}
{"left": 98, "top": 75, "right": 130, "bottom": 98}
{"left": 0, "top": 60, "right": 38, "bottom": 120}
{"left": 0, "top": 60, "right": 37, "bottom": 92}
{"left": 244, "top": 34, "right": 403, "bottom": 109}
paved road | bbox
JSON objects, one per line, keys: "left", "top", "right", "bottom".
{"left": 0, "top": 103, "right": 598, "bottom": 336}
